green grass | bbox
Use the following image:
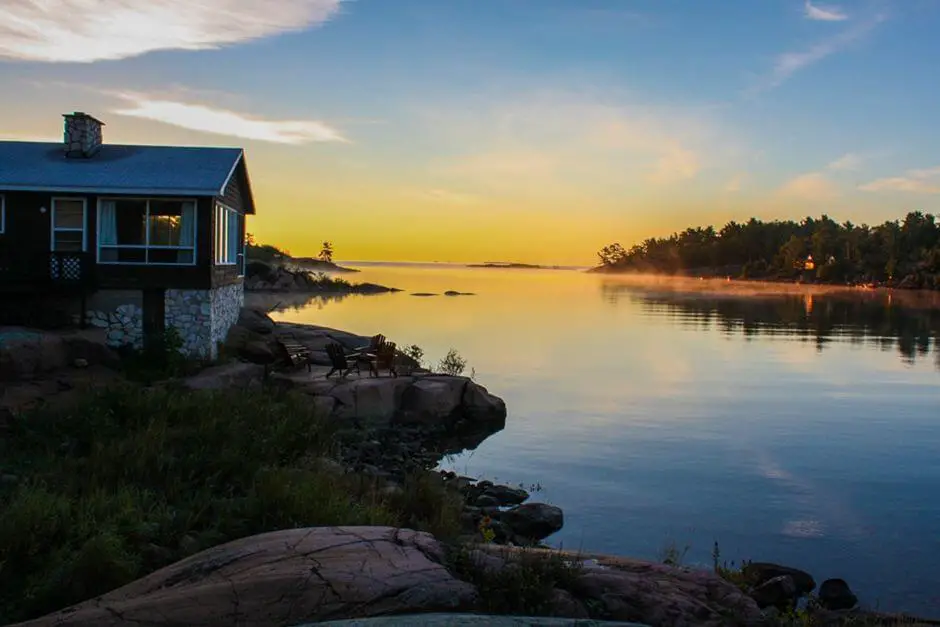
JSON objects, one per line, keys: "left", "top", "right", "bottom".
{"left": 449, "top": 546, "right": 584, "bottom": 617}
{"left": 0, "top": 385, "right": 463, "bottom": 623}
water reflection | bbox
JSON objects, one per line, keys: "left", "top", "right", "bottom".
{"left": 600, "top": 282, "right": 940, "bottom": 370}
{"left": 244, "top": 291, "right": 352, "bottom": 313}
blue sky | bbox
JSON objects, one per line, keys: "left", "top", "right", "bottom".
{"left": 0, "top": 0, "right": 938, "bottom": 262}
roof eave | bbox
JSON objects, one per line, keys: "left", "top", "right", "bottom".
{"left": 0, "top": 184, "right": 220, "bottom": 196}
{"left": 216, "top": 150, "right": 257, "bottom": 215}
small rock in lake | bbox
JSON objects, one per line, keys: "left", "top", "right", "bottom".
{"left": 818, "top": 578, "right": 858, "bottom": 610}
{"left": 481, "top": 484, "right": 529, "bottom": 506}
{"left": 500, "top": 502, "right": 564, "bottom": 541}
{"left": 743, "top": 562, "right": 816, "bottom": 596}
{"left": 475, "top": 494, "right": 500, "bottom": 507}
{"left": 750, "top": 575, "right": 797, "bottom": 609}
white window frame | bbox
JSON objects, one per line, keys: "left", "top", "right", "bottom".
{"left": 214, "top": 202, "right": 241, "bottom": 266}
{"left": 96, "top": 197, "right": 198, "bottom": 266}
{"left": 51, "top": 197, "right": 87, "bottom": 252}
{"left": 0, "top": 194, "right": 5, "bottom": 234}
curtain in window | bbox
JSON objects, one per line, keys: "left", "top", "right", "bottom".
{"left": 178, "top": 202, "right": 195, "bottom": 263}
{"left": 99, "top": 201, "right": 118, "bottom": 245}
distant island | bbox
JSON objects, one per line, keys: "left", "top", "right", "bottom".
{"left": 594, "top": 211, "right": 940, "bottom": 290}
{"left": 467, "top": 262, "right": 569, "bottom": 270}
{"left": 290, "top": 256, "right": 359, "bottom": 273}
{"left": 246, "top": 237, "right": 359, "bottom": 273}
{"left": 245, "top": 237, "right": 399, "bottom": 294}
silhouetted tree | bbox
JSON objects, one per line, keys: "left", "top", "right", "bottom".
{"left": 319, "top": 241, "right": 334, "bottom": 263}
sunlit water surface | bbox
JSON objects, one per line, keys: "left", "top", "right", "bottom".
{"left": 255, "top": 263, "right": 940, "bottom": 614}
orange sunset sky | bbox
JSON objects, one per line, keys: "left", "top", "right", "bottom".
{"left": 1, "top": 0, "right": 938, "bottom": 265}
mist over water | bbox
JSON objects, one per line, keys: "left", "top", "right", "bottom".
{"left": 257, "top": 265, "right": 940, "bottom": 614}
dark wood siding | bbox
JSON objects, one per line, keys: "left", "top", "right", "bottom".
{"left": 0, "top": 190, "right": 217, "bottom": 291}
{"left": 220, "top": 167, "right": 245, "bottom": 213}
{"left": 0, "top": 191, "right": 52, "bottom": 257}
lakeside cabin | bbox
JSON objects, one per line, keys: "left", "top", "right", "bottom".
{"left": 0, "top": 112, "right": 255, "bottom": 358}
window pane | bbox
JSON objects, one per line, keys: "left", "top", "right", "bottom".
{"left": 114, "top": 200, "right": 147, "bottom": 245}
{"left": 149, "top": 201, "right": 184, "bottom": 246}
{"left": 118, "top": 248, "right": 146, "bottom": 263}
{"left": 54, "top": 201, "right": 84, "bottom": 229}
{"left": 54, "top": 231, "right": 83, "bottom": 251}
{"left": 228, "top": 211, "right": 239, "bottom": 264}
{"left": 149, "top": 214, "right": 181, "bottom": 246}
{"left": 216, "top": 204, "right": 237, "bottom": 264}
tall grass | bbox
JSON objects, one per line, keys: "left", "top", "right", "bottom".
{"left": 0, "top": 385, "right": 462, "bottom": 623}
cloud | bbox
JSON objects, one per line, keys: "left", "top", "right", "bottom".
{"left": 859, "top": 166, "right": 940, "bottom": 194}
{"left": 805, "top": 1, "right": 849, "bottom": 22}
{"left": 650, "top": 144, "right": 700, "bottom": 184}
{"left": 827, "top": 152, "right": 862, "bottom": 171}
{"left": 0, "top": 0, "right": 344, "bottom": 63}
{"left": 423, "top": 91, "right": 729, "bottom": 195}
{"left": 725, "top": 173, "right": 746, "bottom": 192}
{"left": 421, "top": 189, "right": 479, "bottom": 205}
{"left": 752, "top": 14, "right": 885, "bottom": 92}
{"left": 113, "top": 94, "right": 348, "bottom": 144}
{"left": 778, "top": 172, "right": 841, "bottom": 201}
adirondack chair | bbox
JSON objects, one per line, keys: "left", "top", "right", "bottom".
{"left": 374, "top": 340, "right": 399, "bottom": 377}
{"left": 274, "top": 338, "right": 312, "bottom": 372}
{"left": 324, "top": 342, "right": 375, "bottom": 378}
{"left": 325, "top": 342, "right": 356, "bottom": 378}
{"left": 350, "top": 334, "right": 385, "bottom": 358}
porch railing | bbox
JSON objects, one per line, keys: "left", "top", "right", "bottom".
{"left": 0, "top": 250, "right": 96, "bottom": 291}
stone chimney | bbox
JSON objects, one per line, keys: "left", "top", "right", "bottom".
{"left": 63, "top": 112, "right": 105, "bottom": 158}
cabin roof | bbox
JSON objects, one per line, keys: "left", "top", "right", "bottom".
{"left": 0, "top": 141, "right": 246, "bottom": 198}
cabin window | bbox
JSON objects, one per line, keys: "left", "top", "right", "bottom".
{"left": 214, "top": 203, "right": 242, "bottom": 266}
{"left": 51, "top": 198, "right": 87, "bottom": 251}
{"left": 98, "top": 199, "right": 196, "bottom": 265}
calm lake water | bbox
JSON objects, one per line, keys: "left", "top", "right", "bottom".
{"left": 258, "top": 263, "right": 940, "bottom": 615}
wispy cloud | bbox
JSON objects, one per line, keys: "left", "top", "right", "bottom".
{"left": 751, "top": 14, "right": 885, "bottom": 93}
{"left": 432, "top": 95, "right": 716, "bottom": 192}
{"left": 725, "top": 173, "right": 746, "bottom": 193}
{"left": 0, "top": 0, "right": 344, "bottom": 63}
{"left": 113, "top": 93, "right": 348, "bottom": 144}
{"left": 827, "top": 152, "right": 863, "bottom": 171}
{"left": 420, "top": 189, "right": 479, "bottom": 205}
{"left": 805, "top": 1, "right": 849, "bottom": 22}
{"left": 859, "top": 166, "right": 940, "bottom": 194}
{"left": 778, "top": 172, "right": 841, "bottom": 201}
{"left": 650, "top": 144, "right": 700, "bottom": 184}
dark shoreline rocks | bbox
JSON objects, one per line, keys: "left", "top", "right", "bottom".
{"left": 245, "top": 262, "right": 400, "bottom": 294}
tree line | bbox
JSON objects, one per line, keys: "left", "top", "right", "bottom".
{"left": 596, "top": 212, "right": 940, "bottom": 289}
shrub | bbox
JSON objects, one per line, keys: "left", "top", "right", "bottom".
{"left": 437, "top": 349, "right": 468, "bottom": 376}
{"left": 450, "top": 546, "right": 583, "bottom": 616}
{"left": 403, "top": 344, "right": 425, "bottom": 368}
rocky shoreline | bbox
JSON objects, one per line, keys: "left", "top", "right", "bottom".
{"left": 244, "top": 262, "right": 400, "bottom": 294}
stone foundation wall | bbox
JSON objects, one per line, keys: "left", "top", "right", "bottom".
{"left": 86, "top": 283, "right": 244, "bottom": 359}
{"left": 165, "top": 289, "right": 212, "bottom": 357}
{"left": 210, "top": 283, "right": 244, "bottom": 351}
